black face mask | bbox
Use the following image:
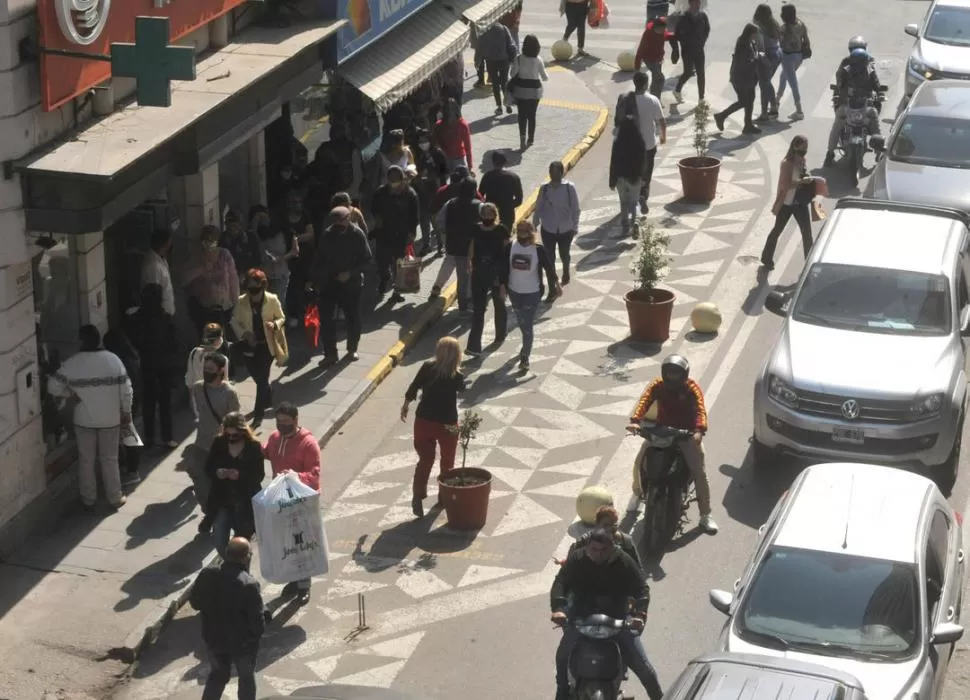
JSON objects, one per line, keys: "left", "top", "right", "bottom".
{"left": 248, "top": 288, "right": 263, "bottom": 297}
{"left": 277, "top": 422, "right": 296, "bottom": 436}
{"left": 227, "top": 434, "right": 243, "bottom": 444}
{"left": 203, "top": 370, "right": 219, "bottom": 384}
{"left": 482, "top": 219, "right": 496, "bottom": 226}
{"left": 257, "top": 223, "right": 274, "bottom": 239}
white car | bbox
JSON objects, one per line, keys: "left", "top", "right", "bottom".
{"left": 905, "top": 0, "right": 970, "bottom": 97}
{"left": 709, "top": 462, "right": 965, "bottom": 700}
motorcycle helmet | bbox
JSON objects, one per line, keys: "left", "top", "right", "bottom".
{"left": 850, "top": 47, "right": 868, "bottom": 59}
{"left": 661, "top": 354, "right": 690, "bottom": 386}
{"left": 848, "top": 35, "right": 867, "bottom": 52}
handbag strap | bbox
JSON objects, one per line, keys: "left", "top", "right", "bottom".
{"left": 201, "top": 385, "right": 223, "bottom": 425}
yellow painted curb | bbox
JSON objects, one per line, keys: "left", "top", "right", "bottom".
{"left": 358, "top": 104, "right": 609, "bottom": 402}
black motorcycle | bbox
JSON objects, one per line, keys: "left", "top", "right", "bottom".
{"left": 565, "top": 614, "right": 638, "bottom": 700}
{"left": 829, "top": 84, "right": 888, "bottom": 187}
{"left": 635, "top": 422, "right": 695, "bottom": 554}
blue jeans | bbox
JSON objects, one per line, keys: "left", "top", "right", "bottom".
{"left": 777, "top": 52, "right": 803, "bottom": 108}
{"left": 555, "top": 626, "right": 663, "bottom": 700}
{"left": 508, "top": 289, "right": 542, "bottom": 361}
{"left": 616, "top": 177, "right": 641, "bottom": 228}
{"left": 758, "top": 52, "right": 781, "bottom": 113}
{"left": 202, "top": 649, "right": 257, "bottom": 700}
{"left": 269, "top": 275, "right": 289, "bottom": 306}
{"left": 212, "top": 508, "right": 233, "bottom": 559}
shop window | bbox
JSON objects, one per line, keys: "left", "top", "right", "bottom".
{"left": 31, "top": 235, "right": 82, "bottom": 458}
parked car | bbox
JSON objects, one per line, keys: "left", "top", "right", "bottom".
{"left": 708, "top": 462, "right": 965, "bottom": 700}
{"left": 904, "top": 0, "right": 970, "bottom": 99}
{"left": 754, "top": 197, "right": 970, "bottom": 489}
{"left": 868, "top": 80, "right": 970, "bottom": 210}
{"left": 665, "top": 653, "right": 870, "bottom": 700}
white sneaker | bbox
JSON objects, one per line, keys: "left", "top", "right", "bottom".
{"left": 790, "top": 110, "right": 804, "bottom": 120}
{"left": 699, "top": 514, "right": 719, "bottom": 534}
{"left": 672, "top": 90, "right": 683, "bottom": 103}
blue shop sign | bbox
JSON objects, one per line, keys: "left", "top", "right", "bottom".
{"left": 337, "top": 0, "right": 434, "bottom": 62}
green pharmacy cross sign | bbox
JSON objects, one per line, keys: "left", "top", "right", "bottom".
{"left": 41, "top": 16, "right": 196, "bottom": 108}
{"left": 111, "top": 16, "right": 196, "bottom": 108}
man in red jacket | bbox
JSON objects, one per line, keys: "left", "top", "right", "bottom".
{"left": 634, "top": 16, "right": 678, "bottom": 99}
{"left": 263, "top": 401, "right": 321, "bottom": 601}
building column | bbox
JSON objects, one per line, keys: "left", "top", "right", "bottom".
{"left": 183, "top": 163, "right": 221, "bottom": 237}
{"left": 248, "top": 131, "right": 268, "bottom": 209}
{"left": 75, "top": 232, "right": 108, "bottom": 335}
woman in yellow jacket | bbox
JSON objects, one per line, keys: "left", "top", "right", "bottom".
{"left": 231, "top": 268, "right": 286, "bottom": 422}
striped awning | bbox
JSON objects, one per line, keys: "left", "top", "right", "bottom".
{"left": 338, "top": 3, "right": 471, "bottom": 113}
{"left": 456, "top": 0, "right": 520, "bottom": 35}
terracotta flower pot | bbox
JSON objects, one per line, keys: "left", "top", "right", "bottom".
{"left": 624, "top": 288, "right": 676, "bottom": 343}
{"left": 678, "top": 156, "right": 721, "bottom": 202}
{"left": 438, "top": 467, "right": 492, "bottom": 530}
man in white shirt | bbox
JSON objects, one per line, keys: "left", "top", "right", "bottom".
{"left": 616, "top": 72, "right": 667, "bottom": 212}
{"left": 140, "top": 229, "right": 176, "bottom": 316}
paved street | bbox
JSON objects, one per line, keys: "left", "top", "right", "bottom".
{"left": 109, "top": 1, "right": 970, "bottom": 699}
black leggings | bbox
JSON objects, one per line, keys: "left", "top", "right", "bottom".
{"left": 563, "top": 1, "right": 589, "bottom": 50}
{"left": 675, "top": 50, "right": 706, "bottom": 101}
{"left": 761, "top": 203, "right": 814, "bottom": 264}
{"left": 719, "top": 83, "right": 756, "bottom": 126}
{"left": 541, "top": 230, "right": 576, "bottom": 274}
{"left": 487, "top": 60, "right": 510, "bottom": 107}
{"left": 517, "top": 98, "right": 539, "bottom": 141}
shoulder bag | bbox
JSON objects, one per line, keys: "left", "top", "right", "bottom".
{"left": 201, "top": 385, "right": 223, "bottom": 425}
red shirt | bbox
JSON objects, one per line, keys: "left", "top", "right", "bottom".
{"left": 433, "top": 119, "right": 473, "bottom": 165}
{"left": 635, "top": 22, "right": 675, "bottom": 68}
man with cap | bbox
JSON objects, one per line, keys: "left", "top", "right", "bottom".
{"left": 371, "top": 165, "right": 420, "bottom": 300}
{"left": 309, "top": 206, "right": 372, "bottom": 366}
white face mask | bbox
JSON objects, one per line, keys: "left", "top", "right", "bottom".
{"left": 418, "top": 142, "right": 430, "bottom": 151}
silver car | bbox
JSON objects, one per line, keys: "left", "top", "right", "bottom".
{"left": 753, "top": 198, "right": 970, "bottom": 488}
{"left": 868, "top": 80, "right": 970, "bottom": 210}
{"left": 905, "top": 0, "right": 970, "bottom": 98}
{"left": 709, "top": 462, "right": 965, "bottom": 700}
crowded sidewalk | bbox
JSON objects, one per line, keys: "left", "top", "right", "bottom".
{"left": 0, "top": 64, "right": 606, "bottom": 700}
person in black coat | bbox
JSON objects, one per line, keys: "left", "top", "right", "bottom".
{"left": 673, "top": 0, "right": 710, "bottom": 102}
{"left": 190, "top": 537, "right": 265, "bottom": 700}
{"left": 713, "top": 23, "right": 762, "bottom": 136}
{"left": 131, "top": 283, "right": 180, "bottom": 449}
{"left": 205, "top": 412, "right": 265, "bottom": 558}
{"left": 609, "top": 116, "right": 647, "bottom": 235}
{"left": 371, "top": 165, "right": 420, "bottom": 299}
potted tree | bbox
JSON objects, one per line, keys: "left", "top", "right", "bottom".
{"left": 677, "top": 100, "right": 721, "bottom": 202}
{"left": 438, "top": 410, "right": 492, "bottom": 530}
{"left": 624, "top": 218, "right": 675, "bottom": 342}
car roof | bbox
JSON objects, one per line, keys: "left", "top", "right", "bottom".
{"left": 909, "top": 80, "right": 970, "bottom": 119}
{"left": 932, "top": 0, "right": 970, "bottom": 9}
{"left": 672, "top": 653, "right": 867, "bottom": 700}
{"left": 815, "top": 207, "right": 961, "bottom": 275}
{"left": 772, "top": 463, "right": 933, "bottom": 563}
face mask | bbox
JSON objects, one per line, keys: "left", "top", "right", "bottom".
{"left": 277, "top": 422, "right": 296, "bottom": 435}
{"left": 482, "top": 218, "right": 496, "bottom": 226}
{"left": 202, "top": 240, "right": 217, "bottom": 250}
{"left": 202, "top": 370, "right": 219, "bottom": 383}
{"left": 795, "top": 149, "right": 807, "bottom": 157}
{"left": 418, "top": 142, "right": 430, "bottom": 151}
{"left": 227, "top": 434, "right": 243, "bottom": 444}
{"left": 248, "top": 287, "right": 263, "bottom": 297}
{"left": 257, "top": 223, "right": 273, "bottom": 238}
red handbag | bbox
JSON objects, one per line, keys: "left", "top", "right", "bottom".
{"left": 304, "top": 304, "right": 320, "bottom": 348}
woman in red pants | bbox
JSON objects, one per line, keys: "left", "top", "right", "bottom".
{"left": 401, "top": 336, "right": 466, "bottom": 517}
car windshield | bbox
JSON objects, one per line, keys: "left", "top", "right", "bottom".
{"left": 924, "top": 6, "right": 970, "bottom": 46}
{"left": 890, "top": 115, "right": 970, "bottom": 168}
{"left": 792, "top": 263, "right": 951, "bottom": 336}
{"left": 737, "top": 547, "right": 920, "bottom": 660}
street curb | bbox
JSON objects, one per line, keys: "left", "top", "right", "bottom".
{"left": 120, "top": 105, "right": 610, "bottom": 664}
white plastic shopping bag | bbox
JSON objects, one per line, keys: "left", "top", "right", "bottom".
{"left": 252, "top": 472, "right": 330, "bottom": 584}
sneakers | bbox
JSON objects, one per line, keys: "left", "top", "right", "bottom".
{"left": 411, "top": 496, "right": 424, "bottom": 518}
{"left": 823, "top": 150, "right": 836, "bottom": 167}
{"left": 699, "top": 514, "right": 719, "bottom": 534}
{"left": 518, "top": 357, "right": 530, "bottom": 372}
{"left": 506, "top": 105, "right": 514, "bottom": 114}
{"left": 494, "top": 106, "right": 503, "bottom": 115}
{"left": 742, "top": 123, "right": 762, "bottom": 135}
{"left": 713, "top": 113, "right": 725, "bottom": 132}
{"left": 347, "top": 350, "right": 360, "bottom": 362}
{"left": 790, "top": 109, "right": 804, "bottom": 121}
{"left": 672, "top": 90, "right": 683, "bottom": 103}
{"left": 110, "top": 496, "right": 127, "bottom": 509}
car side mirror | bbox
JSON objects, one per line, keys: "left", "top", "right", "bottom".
{"left": 765, "top": 291, "right": 790, "bottom": 317}
{"left": 709, "top": 589, "right": 733, "bottom": 615}
{"left": 931, "top": 622, "right": 964, "bottom": 644}
{"left": 869, "top": 135, "right": 886, "bottom": 153}
{"left": 960, "top": 306, "right": 970, "bottom": 335}
{"left": 905, "top": 24, "right": 919, "bottom": 38}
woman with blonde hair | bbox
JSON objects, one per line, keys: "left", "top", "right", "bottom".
{"left": 205, "top": 412, "right": 265, "bottom": 557}
{"left": 401, "top": 336, "right": 466, "bottom": 517}
{"left": 761, "top": 135, "right": 816, "bottom": 270}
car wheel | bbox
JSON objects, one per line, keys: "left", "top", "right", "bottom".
{"left": 750, "top": 437, "right": 774, "bottom": 473}
{"left": 933, "top": 414, "right": 963, "bottom": 495}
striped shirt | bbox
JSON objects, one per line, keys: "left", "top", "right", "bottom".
{"left": 630, "top": 378, "right": 708, "bottom": 432}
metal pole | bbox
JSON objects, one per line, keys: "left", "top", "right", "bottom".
{"left": 39, "top": 46, "right": 112, "bottom": 63}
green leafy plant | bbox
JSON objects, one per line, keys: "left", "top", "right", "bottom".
{"left": 444, "top": 409, "right": 485, "bottom": 486}
{"left": 692, "top": 100, "right": 712, "bottom": 158}
{"left": 631, "top": 217, "right": 671, "bottom": 291}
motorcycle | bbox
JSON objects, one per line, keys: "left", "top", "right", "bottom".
{"left": 564, "top": 614, "right": 638, "bottom": 700}
{"left": 635, "top": 421, "right": 694, "bottom": 554}
{"left": 829, "top": 83, "right": 888, "bottom": 187}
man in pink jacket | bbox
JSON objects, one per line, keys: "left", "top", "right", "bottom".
{"left": 263, "top": 401, "right": 321, "bottom": 601}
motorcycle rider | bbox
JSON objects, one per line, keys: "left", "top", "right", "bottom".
{"left": 562, "top": 505, "right": 643, "bottom": 569}
{"left": 626, "top": 354, "right": 718, "bottom": 534}
{"left": 551, "top": 528, "right": 663, "bottom": 700}
{"left": 824, "top": 36, "right": 882, "bottom": 167}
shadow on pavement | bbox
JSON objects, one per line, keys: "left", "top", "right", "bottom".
{"left": 115, "top": 536, "right": 214, "bottom": 612}
{"left": 125, "top": 486, "right": 198, "bottom": 550}
{"left": 718, "top": 446, "right": 799, "bottom": 531}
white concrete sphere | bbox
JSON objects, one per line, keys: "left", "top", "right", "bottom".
{"left": 691, "top": 302, "right": 723, "bottom": 333}
{"left": 617, "top": 51, "right": 636, "bottom": 72}
{"left": 576, "top": 485, "right": 614, "bottom": 525}
{"left": 551, "top": 39, "right": 574, "bottom": 61}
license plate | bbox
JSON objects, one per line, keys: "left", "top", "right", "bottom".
{"left": 833, "top": 427, "right": 864, "bottom": 444}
